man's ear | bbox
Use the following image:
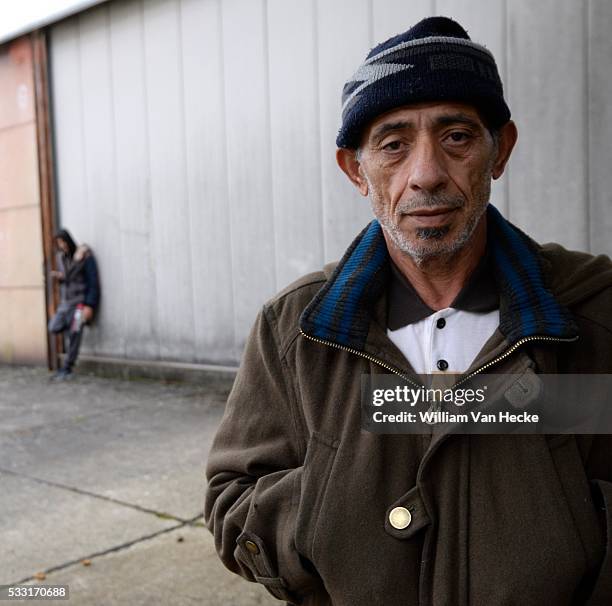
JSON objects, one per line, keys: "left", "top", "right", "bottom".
{"left": 492, "top": 120, "right": 518, "bottom": 180}
{"left": 336, "top": 148, "right": 369, "bottom": 196}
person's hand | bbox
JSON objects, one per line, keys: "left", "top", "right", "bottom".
{"left": 82, "top": 306, "right": 94, "bottom": 323}
{"left": 50, "top": 270, "right": 64, "bottom": 279}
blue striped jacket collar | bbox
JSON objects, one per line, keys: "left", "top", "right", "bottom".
{"left": 300, "top": 205, "right": 577, "bottom": 350}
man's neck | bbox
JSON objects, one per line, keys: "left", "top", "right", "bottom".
{"left": 386, "top": 219, "right": 487, "bottom": 311}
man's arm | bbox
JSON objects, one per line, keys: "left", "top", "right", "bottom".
{"left": 52, "top": 252, "right": 65, "bottom": 282}
{"left": 582, "top": 435, "right": 612, "bottom": 604}
{"left": 82, "top": 255, "right": 100, "bottom": 320}
{"left": 205, "top": 306, "right": 321, "bottom": 604}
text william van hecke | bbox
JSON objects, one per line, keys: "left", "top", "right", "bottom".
{"left": 372, "top": 410, "right": 540, "bottom": 424}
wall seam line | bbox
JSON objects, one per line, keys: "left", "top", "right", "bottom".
{"left": 176, "top": 0, "right": 198, "bottom": 361}
{"left": 140, "top": 0, "right": 161, "bottom": 361}
{"left": 218, "top": 1, "right": 239, "bottom": 359}
{"left": 106, "top": 3, "right": 126, "bottom": 359}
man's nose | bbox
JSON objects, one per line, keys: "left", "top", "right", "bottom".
{"left": 406, "top": 137, "right": 448, "bottom": 193}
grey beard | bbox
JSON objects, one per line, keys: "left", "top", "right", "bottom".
{"left": 385, "top": 204, "right": 486, "bottom": 265}
{"left": 363, "top": 170, "right": 491, "bottom": 264}
{"left": 415, "top": 226, "right": 451, "bottom": 240}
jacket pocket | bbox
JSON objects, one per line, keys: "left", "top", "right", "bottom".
{"left": 585, "top": 480, "right": 612, "bottom": 605}
{"left": 235, "top": 530, "right": 299, "bottom": 603}
{"left": 546, "top": 436, "right": 606, "bottom": 593}
{"left": 295, "top": 432, "right": 340, "bottom": 563}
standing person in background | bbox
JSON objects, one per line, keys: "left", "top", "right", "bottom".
{"left": 48, "top": 228, "right": 100, "bottom": 381}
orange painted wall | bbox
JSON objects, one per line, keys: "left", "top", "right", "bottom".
{"left": 0, "top": 37, "right": 47, "bottom": 364}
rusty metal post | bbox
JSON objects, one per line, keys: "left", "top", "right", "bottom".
{"left": 31, "top": 30, "right": 61, "bottom": 370}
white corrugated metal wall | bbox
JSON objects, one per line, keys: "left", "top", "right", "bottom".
{"left": 48, "top": 0, "right": 612, "bottom": 366}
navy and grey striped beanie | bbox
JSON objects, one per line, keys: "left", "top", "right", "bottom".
{"left": 337, "top": 16, "right": 510, "bottom": 149}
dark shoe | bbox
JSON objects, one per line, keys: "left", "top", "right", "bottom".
{"left": 52, "top": 369, "right": 73, "bottom": 381}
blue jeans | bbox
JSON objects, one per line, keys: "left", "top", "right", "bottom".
{"left": 48, "top": 302, "right": 83, "bottom": 372}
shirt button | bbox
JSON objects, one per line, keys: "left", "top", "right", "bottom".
{"left": 437, "top": 359, "right": 449, "bottom": 371}
{"left": 245, "top": 540, "right": 260, "bottom": 555}
{"left": 436, "top": 318, "right": 446, "bottom": 329}
{"left": 389, "top": 506, "right": 412, "bottom": 530}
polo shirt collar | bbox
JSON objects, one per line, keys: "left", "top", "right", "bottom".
{"left": 387, "top": 245, "right": 498, "bottom": 330}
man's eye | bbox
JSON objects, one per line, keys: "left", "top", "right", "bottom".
{"left": 382, "top": 140, "right": 403, "bottom": 151}
{"left": 447, "top": 131, "right": 471, "bottom": 143}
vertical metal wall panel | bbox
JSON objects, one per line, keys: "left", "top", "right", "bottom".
{"left": 588, "top": 1, "right": 612, "bottom": 258}
{"left": 221, "top": 0, "right": 276, "bottom": 350}
{"left": 180, "top": 0, "right": 235, "bottom": 364}
{"left": 49, "top": 20, "right": 90, "bottom": 245}
{"left": 317, "top": 0, "right": 373, "bottom": 262}
{"left": 142, "top": 0, "right": 196, "bottom": 361}
{"left": 109, "top": 0, "right": 160, "bottom": 360}
{"left": 267, "top": 0, "right": 324, "bottom": 289}
{"left": 78, "top": 5, "right": 124, "bottom": 357}
{"left": 435, "top": 0, "right": 509, "bottom": 215}
{"left": 507, "top": 1, "right": 588, "bottom": 250}
{"left": 372, "top": 0, "right": 433, "bottom": 41}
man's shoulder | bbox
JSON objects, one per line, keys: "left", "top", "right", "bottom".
{"left": 266, "top": 262, "right": 337, "bottom": 311}
{"left": 540, "top": 242, "right": 612, "bottom": 333}
{"left": 261, "top": 262, "right": 337, "bottom": 339}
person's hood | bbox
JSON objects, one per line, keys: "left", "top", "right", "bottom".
{"left": 540, "top": 243, "right": 612, "bottom": 309}
{"left": 55, "top": 228, "right": 77, "bottom": 258}
{"left": 73, "top": 244, "right": 92, "bottom": 263}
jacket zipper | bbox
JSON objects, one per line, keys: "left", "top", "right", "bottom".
{"left": 299, "top": 329, "right": 421, "bottom": 387}
{"left": 300, "top": 329, "right": 578, "bottom": 388}
{"left": 452, "top": 333, "right": 579, "bottom": 388}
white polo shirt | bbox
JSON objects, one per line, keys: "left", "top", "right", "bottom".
{"left": 386, "top": 256, "right": 499, "bottom": 375}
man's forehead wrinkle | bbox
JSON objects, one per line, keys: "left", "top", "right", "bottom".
{"left": 435, "top": 113, "right": 482, "bottom": 128}
{"left": 371, "top": 120, "right": 413, "bottom": 141}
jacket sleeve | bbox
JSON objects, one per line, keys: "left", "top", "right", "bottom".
{"left": 83, "top": 255, "right": 100, "bottom": 309}
{"left": 205, "top": 306, "right": 320, "bottom": 604}
{"left": 583, "top": 436, "right": 612, "bottom": 605}
{"left": 55, "top": 252, "right": 66, "bottom": 282}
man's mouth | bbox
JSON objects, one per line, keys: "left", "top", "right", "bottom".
{"left": 404, "top": 207, "right": 459, "bottom": 226}
{"left": 407, "top": 206, "right": 458, "bottom": 216}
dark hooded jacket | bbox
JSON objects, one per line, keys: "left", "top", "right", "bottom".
{"left": 205, "top": 205, "right": 612, "bottom": 606}
{"left": 55, "top": 230, "right": 100, "bottom": 310}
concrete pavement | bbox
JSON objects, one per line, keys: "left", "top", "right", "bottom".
{"left": 0, "top": 365, "right": 277, "bottom": 605}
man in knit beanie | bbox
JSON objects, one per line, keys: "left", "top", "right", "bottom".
{"left": 335, "top": 15, "right": 517, "bottom": 277}
{"left": 206, "top": 17, "right": 612, "bottom": 605}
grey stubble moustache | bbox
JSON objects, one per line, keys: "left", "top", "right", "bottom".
{"left": 396, "top": 193, "right": 465, "bottom": 215}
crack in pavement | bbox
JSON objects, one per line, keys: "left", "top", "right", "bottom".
{"left": 0, "top": 387, "right": 225, "bottom": 437}
{"left": 10, "top": 514, "right": 205, "bottom": 585}
{"left": 0, "top": 402, "right": 144, "bottom": 437}
{"left": 1, "top": 369, "right": 216, "bottom": 592}
{"left": 0, "top": 467, "right": 198, "bottom": 523}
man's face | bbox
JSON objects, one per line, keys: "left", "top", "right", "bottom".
{"left": 355, "top": 102, "right": 499, "bottom": 263}
{"left": 56, "top": 238, "right": 69, "bottom": 254}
